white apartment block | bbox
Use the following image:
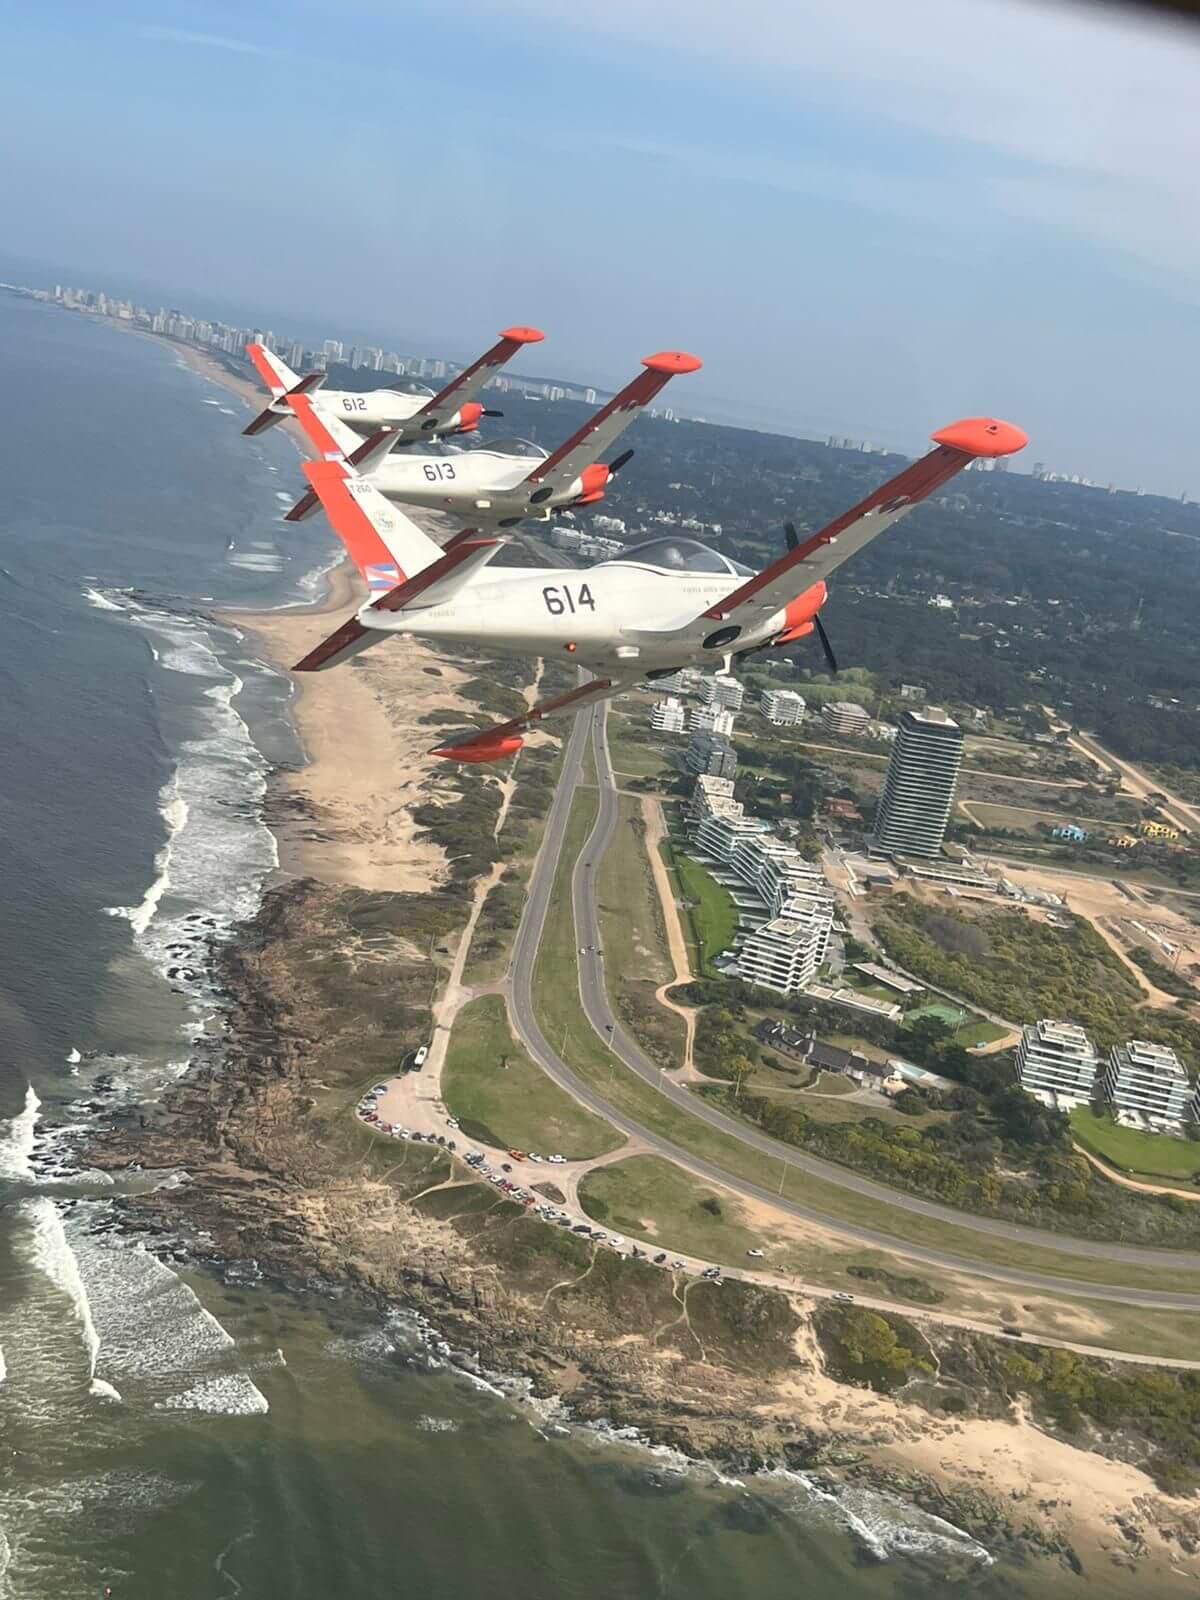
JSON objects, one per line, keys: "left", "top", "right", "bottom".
{"left": 736, "top": 887, "right": 834, "bottom": 994}
{"left": 690, "top": 703, "right": 735, "bottom": 736}
{"left": 760, "top": 688, "right": 806, "bottom": 726}
{"left": 650, "top": 697, "right": 686, "bottom": 735}
{"left": 1016, "top": 1020, "right": 1101, "bottom": 1107}
{"left": 689, "top": 773, "right": 739, "bottom": 825}
{"left": 729, "top": 833, "right": 825, "bottom": 914}
{"left": 692, "top": 807, "right": 769, "bottom": 863}
{"left": 711, "top": 674, "right": 745, "bottom": 711}
{"left": 1102, "top": 1040, "right": 1195, "bottom": 1128}
{"left": 822, "top": 701, "right": 870, "bottom": 737}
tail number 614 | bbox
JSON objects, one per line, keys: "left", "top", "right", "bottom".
{"left": 543, "top": 583, "right": 596, "bottom": 616}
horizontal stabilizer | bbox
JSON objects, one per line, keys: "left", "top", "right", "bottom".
{"left": 431, "top": 674, "right": 625, "bottom": 761}
{"left": 243, "top": 369, "right": 327, "bottom": 436}
{"left": 293, "top": 617, "right": 376, "bottom": 672}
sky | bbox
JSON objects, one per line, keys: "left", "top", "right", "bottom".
{"left": 4, "top": 0, "right": 1200, "bottom": 491}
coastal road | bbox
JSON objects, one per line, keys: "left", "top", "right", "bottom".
{"left": 505, "top": 700, "right": 1200, "bottom": 1310}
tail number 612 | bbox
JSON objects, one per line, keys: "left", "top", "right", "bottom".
{"left": 543, "top": 584, "right": 596, "bottom": 616}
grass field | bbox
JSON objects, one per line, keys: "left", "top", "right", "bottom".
{"left": 580, "top": 1156, "right": 777, "bottom": 1263}
{"left": 1071, "top": 1107, "right": 1200, "bottom": 1181}
{"left": 904, "top": 1002, "right": 1006, "bottom": 1047}
{"left": 442, "top": 995, "right": 622, "bottom": 1159}
{"left": 665, "top": 844, "right": 739, "bottom": 975}
{"left": 596, "top": 794, "right": 686, "bottom": 1068}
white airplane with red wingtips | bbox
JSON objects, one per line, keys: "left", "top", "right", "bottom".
{"left": 242, "top": 326, "right": 543, "bottom": 441}
{"left": 283, "top": 413, "right": 1028, "bottom": 763}
{"left": 280, "top": 351, "right": 702, "bottom": 528}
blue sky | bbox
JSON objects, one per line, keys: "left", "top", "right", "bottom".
{"left": 4, "top": 0, "right": 1200, "bottom": 490}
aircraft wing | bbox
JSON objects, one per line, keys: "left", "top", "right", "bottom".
{"left": 699, "top": 417, "right": 1027, "bottom": 636}
{"left": 285, "top": 391, "right": 363, "bottom": 461}
{"left": 417, "top": 327, "right": 544, "bottom": 427}
{"left": 520, "top": 352, "right": 702, "bottom": 502}
{"left": 430, "top": 674, "right": 633, "bottom": 762}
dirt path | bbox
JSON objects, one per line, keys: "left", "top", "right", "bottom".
{"left": 640, "top": 796, "right": 699, "bottom": 1074}
{"left": 1075, "top": 1144, "right": 1200, "bottom": 1202}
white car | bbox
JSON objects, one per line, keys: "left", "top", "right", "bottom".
{"left": 831, "top": 1291, "right": 855, "bottom": 1303}
{"left": 746, "top": 1248, "right": 765, "bottom": 1258}
{"left": 548, "top": 1154, "right": 566, "bottom": 1165}
{"left": 527, "top": 1152, "right": 544, "bottom": 1163}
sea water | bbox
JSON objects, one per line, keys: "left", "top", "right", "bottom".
{"left": 0, "top": 292, "right": 1090, "bottom": 1598}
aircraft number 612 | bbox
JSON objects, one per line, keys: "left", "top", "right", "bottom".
{"left": 543, "top": 584, "right": 596, "bottom": 615}
{"left": 341, "top": 397, "right": 368, "bottom": 412}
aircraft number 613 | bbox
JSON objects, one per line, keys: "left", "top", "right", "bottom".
{"left": 423, "top": 462, "right": 456, "bottom": 482}
{"left": 543, "top": 583, "right": 596, "bottom": 615}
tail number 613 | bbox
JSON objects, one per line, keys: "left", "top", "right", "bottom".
{"left": 543, "top": 584, "right": 596, "bottom": 616}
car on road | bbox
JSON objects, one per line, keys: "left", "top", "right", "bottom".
{"left": 527, "top": 1152, "right": 544, "bottom": 1163}
{"left": 831, "top": 1291, "right": 855, "bottom": 1303}
{"left": 653, "top": 1252, "right": 667, "bottom": 1265}
{"left": 746, "top": 1248, "right": 765, "bottom": 1258}
{"left": 508, "top": 1150, "right": 527, "bottom": 1162}
{"left": 548, "top": 1154, "right": 566, "bottom": 1165}
{"left": 671, "top": 1260, "right": 685, "bottom": 1270}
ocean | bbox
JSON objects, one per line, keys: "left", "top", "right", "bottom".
{"left": 0, "top": 292, "right": 1069, "bottom": 1598}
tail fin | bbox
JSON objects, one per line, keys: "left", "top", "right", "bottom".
{"left": 243, "top": 369, "right": 327, "bottom": 437}
{"left": 301, "top": 461, "right": 444, "bottom": 589}
{"left": 285, "top": 426, "right": 400, "bottom": 521}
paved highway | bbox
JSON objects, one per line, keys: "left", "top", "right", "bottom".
{"left": 505, "top": 701, "right": 1200, "bottom": 1310}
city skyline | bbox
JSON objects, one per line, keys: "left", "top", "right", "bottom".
{"left": 3, "top": 1, "right": 1200, "bottom": 491}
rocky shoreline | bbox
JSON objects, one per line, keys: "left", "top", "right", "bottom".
{"left": 78, "top": 874, "right": 1200, "bottom": 1588}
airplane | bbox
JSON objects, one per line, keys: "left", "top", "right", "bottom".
{"left": 280, "top": 351, "right": 703, "bottom": 528}
{"left": 241, "top": 326, "right": 544, "bottom": 441}
{"left": 282, "top": 413, "right": 1027, "bottom": 763}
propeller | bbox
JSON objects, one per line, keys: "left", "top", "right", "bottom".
{"left": 482, "top": 408, "right": 504, "bottom": 418}
{"left": 784, "top": 521, "right": 838, "bottom": 674}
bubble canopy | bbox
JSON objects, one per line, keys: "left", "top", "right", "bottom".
{"left": 601, "top": 537, "right": 751, "bottom": 576}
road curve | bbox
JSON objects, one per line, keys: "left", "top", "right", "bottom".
{"left": 504, "top": 703, "right": 1200, "bottom": 1309}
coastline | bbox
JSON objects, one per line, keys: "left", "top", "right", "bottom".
{"left": 69, "top": 322, "right": 1200, "bottom": 1589}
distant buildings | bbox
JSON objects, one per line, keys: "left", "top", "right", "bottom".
{"left": 650, "top": 697, "right": 686, "bottom": 735}
{"left": 760, "top": 688, "right": 806, "bottom": 726}
{"left": 710, "top": 674, "right": 744, "bottom": 711}
{"left": 1052, "top": 824, "right": 1088, "bottom": 843}
{"left": 1016, "top": 1021, "right": 1101, "bottom": 1107}
{"left": 872, "top": 708, "right": 964, "bottom": 859}
{"left": 686, "top": 733, "right": 737, "bottom": 779}
{"left": 898, "top": 684, "right": 926, "bottom": 703}
{"left": 1140, "top": 820, "right": 1181, "bottom": 842}
{"left": 821, "top": 701, "right": 870, "bottom": 737}
{"left": 1101, "top": 1041, "right": 1194, "bottom": 1129}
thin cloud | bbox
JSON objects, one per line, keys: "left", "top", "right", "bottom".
{"left": 139, "top": 26, "right": 282, "bottom": 58}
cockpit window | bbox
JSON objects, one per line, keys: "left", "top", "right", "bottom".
{"left": 477, "top": 436, "right": 547, "bottom": 460}
{"left": 385, "top": 380, "right": 436, "bottom": 398}
{"left": 607, "top": 537, "right": 737, "bottom": 574}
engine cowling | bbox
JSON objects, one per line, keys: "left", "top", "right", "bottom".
{"left": 571, "top": 462, "right": 610, "bottom": 507}
{"left": 454, "top": 401, "right": 484, "bottom": 433}
{"left": 773, "top": 580, "right": 827, "bottom": 645}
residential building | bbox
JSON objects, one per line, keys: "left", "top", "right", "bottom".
{"left": 872, "top": 708, "right": 965, "bottom": 858}
{"left": 689, "top": 773, "right": 738, "bottom": 825}
{"left": 1140, "top": 820, "right": 1181, "bottom": 842}
{"left": 650, "top": 697, "right": 686, "bottom": 735}
{"left": 899, "top": 684, "right": 926, "bottom": 702}
{"left": 686, "top": 733, "right": 738, "bottom": 780}
{"left": 736, "top": 887, "right": 834, "bottom": 994}
{"left": 690, "top": 704, "right": 735, "bottom": 736}
{"left": 760, "top": 688, "right": 806, "bottom": 726}
{"left": 1102, "top": 1040, "right": 1195, "bottom": 1128}
{"left": 711, "top": 674, "right": 744, "bottom": 711}
{"left": 1016, "top": 1020, "right": 1101, "bottom": 1107}
{"left": 822, "top": 701, "right": 870, "bottom": 737}
{"left": 729, "top": 833, "right": 824, "bottom": 913}
{"left": 1052, "top": 824, "right": 1088, "bottom": 843}
{"left": 852, "top": 962, "right": 923, "bottom": 996}
{"left": 823, "top": 796, "right": 863, "bottom": 824}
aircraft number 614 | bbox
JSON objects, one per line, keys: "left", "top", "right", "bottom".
{"left": 543, "top": 584, "right": 596, "bottom": 615}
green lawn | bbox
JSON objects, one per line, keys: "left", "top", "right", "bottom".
{"left": 904, "top": 1002, "right": 1006, "bottom": 1047}
{"left": 1071, "top": 1107, "right": 1200, "bottom": 1181}
{"left": 442, "top": 995, "right": 622, "bottom": 1159}
{"left": 579, "top": 1156, "right": 778, "bottom": 1264}
{"left": 596, "top": 795, "right": 686, "bottom": 1068}
{"left": 665, "top": 843, "right": 739, "bottom": 974}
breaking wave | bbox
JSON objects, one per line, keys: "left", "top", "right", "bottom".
{"left": 0, "top": 1085, "right": 39, "bottom": 1180}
